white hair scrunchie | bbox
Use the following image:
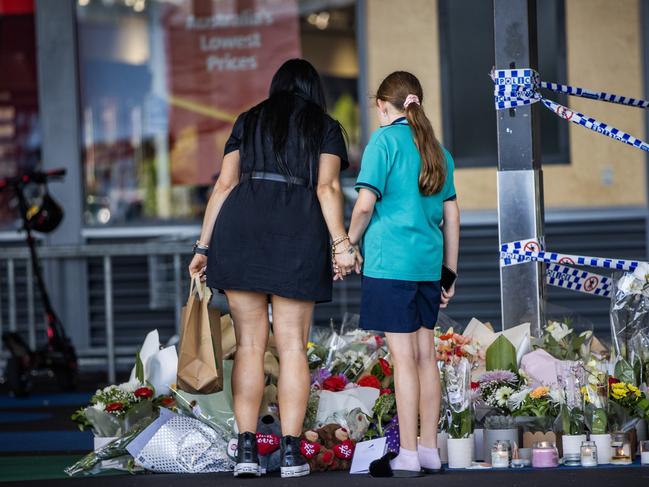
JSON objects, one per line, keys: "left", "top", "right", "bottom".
{"left": 403, "top": 94, "right": 420, "bottom": 109}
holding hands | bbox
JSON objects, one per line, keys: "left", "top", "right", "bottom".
{"left": 332, "top": 235, "right": 363, "bottom": 281}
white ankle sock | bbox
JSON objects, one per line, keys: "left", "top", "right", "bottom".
{"left": 418, "top": 445, "right": 441, "bottom": 469}
{"left": 390, "top": 447, "right": 421, "bottom": 472}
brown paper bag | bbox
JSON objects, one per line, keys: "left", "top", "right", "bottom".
{"left": 176, "top": 276, "right": 223, "bottom": 394}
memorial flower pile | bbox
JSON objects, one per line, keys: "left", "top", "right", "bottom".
{"left": 476, "top": 369, "right": 525, "bottom": 416}
{"left": 435, "top": 327, "right": 483, "bottom": 364}
{"left": 71, "top": 381, "right": 173, "bottom": 436}
{"left": 536, "top": 320, "right": 593, "bottom": 361}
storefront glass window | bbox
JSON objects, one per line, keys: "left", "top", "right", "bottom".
{"left": 76, "top": 0, "right": 359, "bottom": 226}
{"left": 0, "top": 4, "right": 40, "bottom": 229}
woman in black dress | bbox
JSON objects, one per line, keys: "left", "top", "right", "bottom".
{"left": 188, "top": 59, "right": 358, "bottom": 478}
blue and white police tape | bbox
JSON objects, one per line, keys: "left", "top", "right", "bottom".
{"left": 500, "top": 238, "right": 643, "bottom": 272}
{"left": 492, "top": 68, "right": 649, "bottom": 153}
{"left": 546, "top": 263, "right": 612, "bottom": 297}
{"left": 540, "top": 81, "right": 649, "bottom": 109}
{"left": 499, "top": 238, "right": 639, "bottom": 298}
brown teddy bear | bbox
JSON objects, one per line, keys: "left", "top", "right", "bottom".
{"left": 301, "top": 424, "right": 355, "bottom": 472}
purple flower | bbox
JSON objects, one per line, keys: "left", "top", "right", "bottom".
{"left": 311, "top": 368, "right": 332, "bottom": 388}
{"left": 477, "top": 370, "right": 517, "bottom": 385}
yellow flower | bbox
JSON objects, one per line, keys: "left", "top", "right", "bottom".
{"left": 530, "top": 386, "right": 550, "bottom": 399}
{"left": 628, "top": 385, "right": 642, "bottom": 398}
{"left": 307, "top": 341, "right": 315, "bottom": 349}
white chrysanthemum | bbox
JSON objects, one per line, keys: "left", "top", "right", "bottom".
{"left": 508, "top": 387, "right": 531, "bottom": 411}
{"left": 495, "top": 386, "right": 515, "bottom": 407}
{"left": 92, "top": 402, "right": 106, "bottom": 411}
{"left": 103, "top": 385, "right": 118, "bottom": 394}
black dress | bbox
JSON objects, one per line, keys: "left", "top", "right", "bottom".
{"left": 206, "top": 96, "right": 348, "bottom": 303}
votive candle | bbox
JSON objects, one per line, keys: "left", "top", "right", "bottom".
{"left": 580, "top": 441, "right": 597, "bottom": 467}
{"left": 532, "top": 442, "right": 559, "bottom": 468}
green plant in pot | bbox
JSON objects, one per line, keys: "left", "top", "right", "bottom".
{"left": 479, "top": 336, "right": 523, "bottom": 462}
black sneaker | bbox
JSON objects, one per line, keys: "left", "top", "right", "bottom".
{"left": 280, "top": 435, "right": 310, "bottom": 478}
{"left": 234, "top": 432, "right": 261, "bottom": 477}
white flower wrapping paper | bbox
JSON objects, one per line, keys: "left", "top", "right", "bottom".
{"left": 127, "top": 409, "right": 233, "bottom": 473}
{"left": 611, "top": 264, "right": 649, "bottom": 360}
{"left": 316, "top": 387, "right": 380, "bottom": 426}
{"left": 128, "top": 329, "right": 178, "bottom": 397}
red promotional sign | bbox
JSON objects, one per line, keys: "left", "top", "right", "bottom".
{"left": 164, "top": 0, "right": 301, "bottom": 185}
{"left": 0, "top": 0, "right": 34, "bottom": 15}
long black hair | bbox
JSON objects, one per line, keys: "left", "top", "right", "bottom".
{"left": 242, "top": 59, "right": 327, "bottom": 186}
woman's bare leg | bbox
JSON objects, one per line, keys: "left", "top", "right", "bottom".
{"left": 416, "top": 327, "right": 441, "bottom": 448}
{"left": 226, "top": 290, "right": 269, "bottom": 433}
{"left": 271, "top": 295, "right": 314, "bottom": 436}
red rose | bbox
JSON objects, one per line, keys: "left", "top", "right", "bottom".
{"left": 357, "top": 375, "right": 381, "bottom": 389}
{"left": 160, "top": 396, "right": 176, "bottom": 407}
{"left": 105, "top": 402, "right": 124, "bottom": 413}
{"left": 380, "top": 388, "right": 392, "bottom": 395}
{"left": 609, "top": 377, "right": 621, "bottom": 386}
{"left": 471, "top": 381, "right": 480, "bottom": 390}
{"left": 134, "top": 387, "right": 154, "bottom": 399}
{"left": 378, "top": 358, "right": 392, "bottom": 377}
{"left": 323, "top": 375, "right": 347, "bottom": 392}
{"left": 374, "top": 336, "right": 385, "bottom": 348}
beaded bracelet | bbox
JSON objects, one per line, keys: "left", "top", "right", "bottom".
{"left": 332, "top": 235, "right": 350, "bottom": 248}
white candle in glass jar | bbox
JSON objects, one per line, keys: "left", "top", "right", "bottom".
{"left": 580, "top": 441, "right": 597, "bottom": 467}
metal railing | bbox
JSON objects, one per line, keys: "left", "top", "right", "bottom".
{"left": 0, "top": 242, "right": 191, "bottom": 383}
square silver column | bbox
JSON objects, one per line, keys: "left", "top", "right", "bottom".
{"left": 494, "top": 0, "right": 546, "bottom": 334}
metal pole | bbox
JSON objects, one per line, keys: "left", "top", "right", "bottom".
{"left": 7, "top": 259, "right": 16, "bottom": 332}
{"left": 173, "top": 253, "right": 182, "bottom": 335}
{"left": 26, "top": 260, "right": 36, "bottom": 350}
{"left": 494, "top": 0, "right": 546, "bottom": 333}
{"left": 103, "top": 255, "right": 116, "bottom": 383}
{"left": 642, "top": 0, "right": 649, "bottom": 261}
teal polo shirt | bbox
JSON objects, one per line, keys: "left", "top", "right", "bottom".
{"left": 354, "top": 117, "right": 456, "bottom": 282}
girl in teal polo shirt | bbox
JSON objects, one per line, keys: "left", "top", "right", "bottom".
{"left": 348, "top": 71, "right": 460, "bottom": 477}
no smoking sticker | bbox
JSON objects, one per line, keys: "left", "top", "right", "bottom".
{"left": 584, "top": 276, "right": 599, "bottom": 292}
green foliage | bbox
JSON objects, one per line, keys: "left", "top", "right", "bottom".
{"left": 615, "top": 359, "right": 636, "bottom": 385}
{"left": 135, "top": 352, "right": 144, "bottom": 384}
{"left": 557, "top": 404, "right": 585, "bottom": 435}
{"left": 372, "top": 393, "right": 396, "bottom": 437}
{"left": 584, "top": 405, "right": 608, "bottom": 435}
{"left": 71, "top": 408, "right": 92, "bottom": 431}
{"left": 448, "top": 409, "right": 473, "bottom": 439}
{"left": 486, "top": 335, "right": 517, "bottom": 372}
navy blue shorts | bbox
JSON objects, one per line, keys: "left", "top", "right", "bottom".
{"left": 359, "top": 276, "right": 442, "bottom": 333}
